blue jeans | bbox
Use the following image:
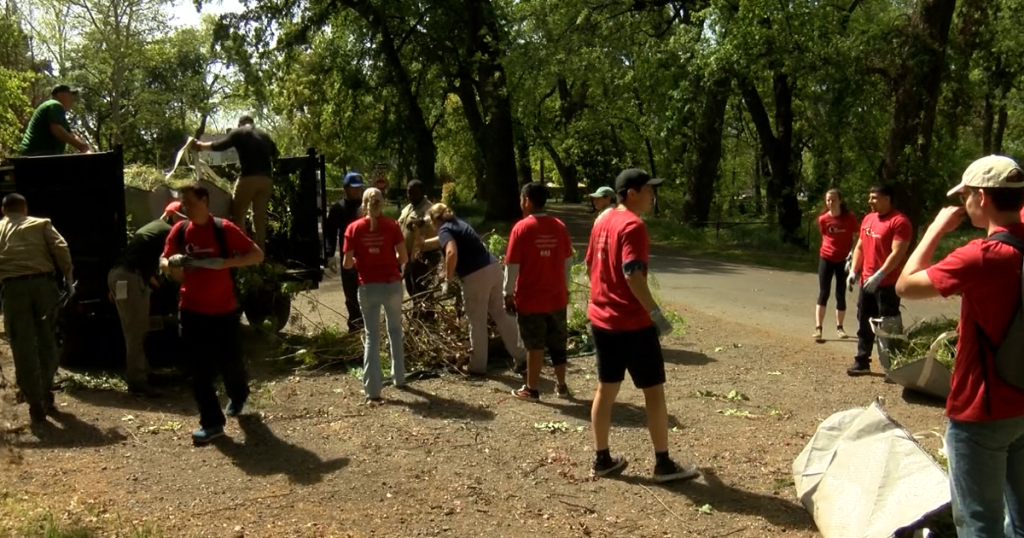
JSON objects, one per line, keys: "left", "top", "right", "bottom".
{"left": 946, "top": 415, "right": 1024, "bottom": 538}
{"left": 357, "top": 281, "right": 405, "bottom": 399}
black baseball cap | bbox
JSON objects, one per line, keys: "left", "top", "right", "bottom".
{"left": 51, "top": 84, "right": 79, "bottom": 97}
{"left": 614, "top": 168, "right": 663, "bottom": 195}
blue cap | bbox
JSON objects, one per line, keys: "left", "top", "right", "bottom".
{"left": 344, "top": 172, "right": 365, "bottom": 188}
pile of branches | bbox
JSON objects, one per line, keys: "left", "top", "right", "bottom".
{"left": 888, "top": 317, "right": 958, "bottom": 371}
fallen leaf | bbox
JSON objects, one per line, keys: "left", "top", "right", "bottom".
{"left": 714, "top": 347, "right": 724, "bottom": 352}
{"left": 121, "top": 415, "right": 135, "bottom": 423}
{"left": 698, "top": 504, "right": 714, "bottom": 515}
{"left": 768, "top": 371, "right": 783, "bottom": 376}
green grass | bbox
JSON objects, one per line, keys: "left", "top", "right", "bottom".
{"left": 644, "top": 216, "right": 986, "bottom": 274}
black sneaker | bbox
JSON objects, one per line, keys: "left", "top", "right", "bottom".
{"left": 511, "top": 385, "right": 539, "bottom": 401}
{"left": 847, "top": 361, "right": 871, "bottom": 376}
{"left": 592, "top": 454, "right": 628, "bottom": 477}
{"left": 653, "top": 460, "right": 700, "bottom": 483}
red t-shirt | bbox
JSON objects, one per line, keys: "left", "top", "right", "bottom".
{"left": 162, "top": 218, "right": 256, "bottom": 315}
{"left": 343, "top": 216, "right": 403, "bottom": 285}
{"left": 927, "top": 224, "right": 1024, "bottom": 422}
{"left": 585, "top": 209, "right": 652, "bottom": 331}
{"left": 859, "top": 210, "right": 913, "bottom": 287}
{"left": 818, "top": 211, "right": 858, "bottom": 263}
{"left": 505, "top": 214, "right": 573, "bottom": 314}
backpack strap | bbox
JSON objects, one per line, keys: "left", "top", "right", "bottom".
{"left": 975, "top": 231, "right": 1024, "bottom": 415}
{"left": 174, "top": 221, "right": 188, "bottom": 254}
{"left": 211, "top": 217, "right": 230, "bottom": 259}
{"left": 987, "top": 231, "right": 1024, "bottom": 253}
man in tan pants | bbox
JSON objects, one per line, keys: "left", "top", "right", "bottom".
{"left": 192, "top": 115, "right": 279, "bottom": 249}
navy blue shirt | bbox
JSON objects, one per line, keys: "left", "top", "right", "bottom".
{"left": 438, "top": 218, "right": 496, "bottom": 278}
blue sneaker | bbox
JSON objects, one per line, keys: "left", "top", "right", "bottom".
{"left": 225, "top": 399, "right": 246, "bottom": 417}
{"left": 191, "top": 426, "right": 224, "bottom": 445}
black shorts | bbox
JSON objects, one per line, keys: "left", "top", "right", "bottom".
{"left": 517, "top": 309, "right": 568, "bottom": 365}
{"left": 591, "top": 323, "right": 665, "bottom": 389}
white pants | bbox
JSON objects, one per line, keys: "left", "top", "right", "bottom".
{"left": 461, "top": 263, "right": 526, "bottom": 374}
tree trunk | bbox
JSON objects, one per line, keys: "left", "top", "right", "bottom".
{"left": 514, "top": 122, "right": 533, "bottom": 186}
{"left": 542, "top": 140, "right": 578, "bottom": 203}
{"left": 994, "top": 78, "right": 1011, "bottom": 154}
{"left": 555, "top": 75, "right": 586, "bottom": 203}
{"left": 982, "top": 92, "right": 994, "bottom": 155}
{"left": 879, "top": 0, "right": 957, "bottom": 230}
{"left": 683, "top": 75, "right": 730, "bottom": 226}
{"left": 454, "top": 77, "right": 489, "bottom": 200}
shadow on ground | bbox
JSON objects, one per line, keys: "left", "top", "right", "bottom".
{"left": 611, "top": 467, "right": 815, "bottom": 531}
{"left": 17, "top": 409, "right": 127, "bottom": 448}
{"left": 214, "top": 414, "right": 349, "bottom": 485}
{"left": 391, "top": 385, "right": 497, "bottom": 422}
{"left": 663, "top": 348, "right": 715, "bottom": 366}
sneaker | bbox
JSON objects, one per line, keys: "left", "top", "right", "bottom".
{"left": 846, "top": 361, "right": 871, "bottom": 376}
{"left": 591, "top": 454, "right": 628, "bottom": 477}
{"left": 191, "top": 426, "right": 224, "bottom": 445}
{"left": 837, "top": 327, "right": 848, "bottom": 339}
{"left": 224, "top": 398, "right": 246, "bottom": 417}
{"left": 653, "top": 460, "right": 700, "bottom": 483}
{"left": 555, "top": 383, "right": 571, "bottom": 399}
{"left": 812, "top": 327, "right": 823, "bottom": 342}
{"left": 512, "top": 385, "right": 539, "bottom": 401}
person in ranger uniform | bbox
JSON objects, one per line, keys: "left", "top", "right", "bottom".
{"left": 0, "top": 194, "right": 74, "bottom": 423}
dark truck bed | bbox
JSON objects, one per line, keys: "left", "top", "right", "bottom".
{"left": 2, "top": 146, "right": 327, "bottom": 369}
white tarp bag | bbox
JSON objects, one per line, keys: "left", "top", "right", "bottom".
{"left": 793, "top": 402, "right": 951, "bottom": 538}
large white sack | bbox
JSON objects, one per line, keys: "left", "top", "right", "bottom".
{"left": 792, "top": 401, "right": 950, "bottom": 538}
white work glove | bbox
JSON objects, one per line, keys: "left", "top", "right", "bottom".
{"left": 191, "top": 257, "right": 225, "bottom": 270}
{"left": 863, "top": 270, "right": 885, "bottom": 294}
{"left": 65, "top": 278, "right": 76, "bottom": 299}
{"left": 327, "top": 257, "right": 339, "bottom": 273}
{"left": 441, "top": 280, "right": 452, "bottom": 297}
{"left": 167, "top": 254, "right": 188, "bottom": 268}
{"left": 846, "top": 271, "right": 858, "bottom": 292}
{"left": 650, "top": 306, "right": 674, "bottom": 338}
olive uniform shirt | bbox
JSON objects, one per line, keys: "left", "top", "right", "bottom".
{"left": 398, "top": 198, "right": 435, "bottom": 256}
{"left": 0, "top": 215, "right": 74, "bottom": 282}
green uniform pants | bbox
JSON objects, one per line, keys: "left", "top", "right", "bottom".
{"left": 2, "top": 275, "right": 60, "bottom": 406}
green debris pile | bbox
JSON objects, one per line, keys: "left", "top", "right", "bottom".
{"left": 123, "top": 163, "right": 232, "bottom": 193}
{"left": 888, "top": 317, "right": 958, "bottom": 371}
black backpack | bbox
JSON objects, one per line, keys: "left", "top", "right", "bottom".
{"left": 974, "top": 231, "right": 1024, "bottom": 412}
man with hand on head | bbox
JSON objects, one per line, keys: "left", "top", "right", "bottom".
{"left": 19, "top": 85, "right": 90, "bottom": 156}
{"left": 896, "top": 156, "right": 1024, "bottom": 538}
{"left": 506, "top": 182, "right": 574, "bottom": 401}
{"left": 845, "top": 184, "right": 912, "bottom": 376}
{"left": 585, "top": 168, "right": 698, "bottom": 483}
{"left": 325, "top": 172, "right": 367, "bottom": 332}
{"left": 108, "top": 201, "right": 188, "bottom": 397}
{"left": 0, "top": 193, "right": 74, "bottom": 423}
{"left": 160, "top": 183, "right": 264, "bottom": 445}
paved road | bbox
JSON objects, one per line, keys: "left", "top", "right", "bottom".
{"left": 545, "top": 205, "right": 960, "bottom": 347}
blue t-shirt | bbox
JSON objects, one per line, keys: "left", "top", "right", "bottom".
{"left": 438, "top": 218, "right": 496, "bottom": 278}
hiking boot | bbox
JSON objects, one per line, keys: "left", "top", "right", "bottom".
{"left": 511, "top": 385, "right": 539, "bottom": 401}
{"left": 837, "top": 326, "right": 848, "bottom": 339}
{"left": 847, "top": 361, "right": 871, "bottom": 376}
{"left": 128, "top": 383, "right": 162, "bottom": 398}
{"left": 191, "top": 426, "right": 224, "bottom": 446}
{"left": 592, "top": 454, "right": 628, "bottom": 477}
{"left": 555, "top": 383, "right": 571, "bottom": 399}
{"left": 812, "top": 327, "right": 823, "bottom": 342}
{"left": 28, "top": 403, "right": 47, "bottom": 424}
{"left": 654, "top": 460, "right": 700, "bottom": 483}
{"left": 224, "top": 398, "right": 246, "bottom": 417}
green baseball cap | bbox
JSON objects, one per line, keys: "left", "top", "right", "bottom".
{"left": 589, "top": 186, "right": 615, "bottom": 198}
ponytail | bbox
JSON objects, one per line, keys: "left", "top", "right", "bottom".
{"left": 361, "top": 188, "right": 385, "bottom": 231}
{"left": 426, "top": 202, "right": 456, "bottom": 223}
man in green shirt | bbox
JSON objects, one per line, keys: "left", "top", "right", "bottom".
{"left": 107, "top": 201, "right": 186, "bottom": 395}
{"left": 19, "top": 85, "right": 90, "bottom": 156}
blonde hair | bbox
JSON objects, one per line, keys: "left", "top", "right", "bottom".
{"left": 426, "top": 202, "right": 456, "bottom": 223}
{"left": 362, "top": 188, "right": 385, "bottom": 231}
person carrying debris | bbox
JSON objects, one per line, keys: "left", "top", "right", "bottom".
{"left": 589, "top": 186, "right": 616, "bottom": 222}
{"left": 160, "top": 183, "right": 264, "bottom": 445}
{"left": 896, "top": 155, "right": 1024, "bottom": 538}
{"left": 845, "top": 184, "right": 911, "bottom": 376}
{"left": 107, "top": 201, "right": 188, "bottom": 397}
{"left": 19, "top": 85, "right": 90, "bottom": 156}
{"left": 398, "top": 180, "right": 439, "bottom": 297}
{"left": 342, "top": 188, "right": 408, "bottom": 406}
{"left": 419, "top": 202, "right": 526, "bottom": 375}
{"left": 191, "top": 115, "right": 279, "bottom": 250}
{"left": 0, "top": 193, "right": 74, "bottom": 423}
{"left": 584, "top": 169, "right": 697, "bottom": 483}
{"left": 506, "top": 182, "right": 574, "bottom": 401}
{"left": 325, "top": 172, "right": 367, "bottom": 332}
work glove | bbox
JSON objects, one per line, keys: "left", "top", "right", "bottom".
{"left": 504, "top": 295, "right": 517, "bottom": 316}
{"left": 846, "top": 271, "right": 858, "bottom": 292}
{"left": 65, "top": 278, "right": 76, "bottom": 299}
{"left": 167, "top": 254, "right": 188, "bottom": 268}
{"left": 327, "top": 257, "right": 339, "bottom": 273}
{"left": 191, "top": 257, "right": 225, "bottom": 270}
{"left": 863, "top": 270, "right": 886, "bottom": 294}
{"left": 650, "top": 306, "right": 674, "bottom": 338}
{"left": 441, "top": 280, "right": 453, "bottom": 297}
